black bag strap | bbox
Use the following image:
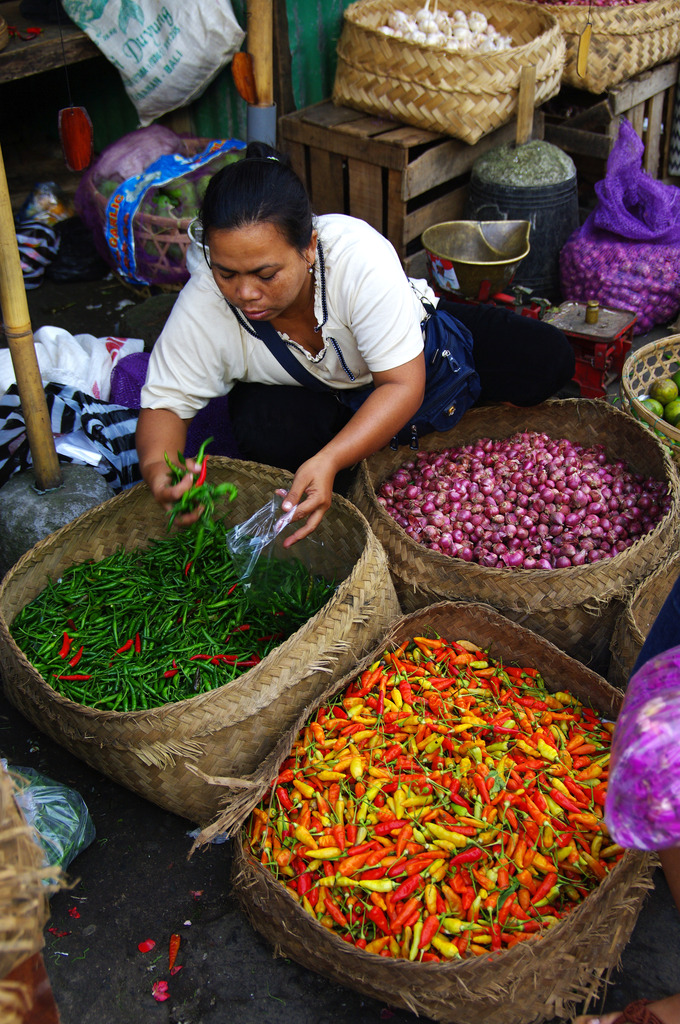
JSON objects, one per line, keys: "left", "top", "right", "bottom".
{"left": 231, "top": 306, "right": 334, "bottom": 394}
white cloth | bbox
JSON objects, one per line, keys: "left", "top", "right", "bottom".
{"left": 0, "top": 327, "right": 144, "bottom": 402}
{"left": 141, "top": 214, "right": 436, "bottom": 420}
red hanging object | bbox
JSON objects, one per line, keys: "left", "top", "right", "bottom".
{"left": 58, "top": 106, "right": 94, "bottom": 172}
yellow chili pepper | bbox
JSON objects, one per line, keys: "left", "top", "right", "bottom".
{"left": 300, "top": 847, "right": 342, "bottom": 860}
{"left": 293, "top": 779, "right": 315, "bottom": 799}
{"left": 409, "top": 920, "right": 424, "bottom": 961}
{"left": 431, "top": 934, "right": 461, "bottom": 959}
{"left": 427, "top": 824, "right": 468, "bottom": 848}
{"left": 293, "top": 825, "right": 317, "bottom": 848}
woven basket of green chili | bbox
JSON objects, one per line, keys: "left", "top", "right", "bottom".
{"left": 228, "top": 601, "right": 655, "bottom": 1024}
{"left": 349, "top": 399, "right": 680, "bottom": 677}
{"left": 608, "top": 550, "right": 680, "bottom": 690}
{"left": 0, "top": 458, "right": 400, "bottom": 825}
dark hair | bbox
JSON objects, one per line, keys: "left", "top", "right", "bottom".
{"left": 199, "top": 141, "right": 314, "bottom": 253}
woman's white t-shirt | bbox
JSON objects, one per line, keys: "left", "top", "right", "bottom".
{"left": 141, "top": 213, "right": 437, "bottom": 420}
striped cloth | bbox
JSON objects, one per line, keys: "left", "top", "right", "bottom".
{"left": 0, "top": 382, "right": 141, "bottom": 491}
{"left": 15, "top": 219, "right": 60, "bottom": 289}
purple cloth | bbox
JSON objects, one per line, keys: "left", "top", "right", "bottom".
{"left": 109, "top": 351, "right": 240, "bottom": 459}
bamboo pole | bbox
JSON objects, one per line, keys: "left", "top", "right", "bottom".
{"left": 0, "top": 142, "right": 62, "bottom": 492}
{"left": 248, "top": 0, "right": 274, "bottom": 107}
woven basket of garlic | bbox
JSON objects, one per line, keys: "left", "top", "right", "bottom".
{"left": 333, "top": 0, "right": 566, "bottom": 144}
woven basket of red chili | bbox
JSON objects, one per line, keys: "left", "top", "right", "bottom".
{"left": 230, "top": 601, "right": 655, "bottom": 1024}
{"left": 609, "top": 550, "right": 680, "bottom": 689}
{"left": 349, "top": 398, "right": 680, "bottom": 677}
{"left": 0, "top": 457, "right": 399, "bottom": 825}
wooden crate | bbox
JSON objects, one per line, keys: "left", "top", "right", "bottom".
{"left": 279, "top": 100, "right": 543, "bottom": 277}
{"left": 544, "top": 59, "right": 679, "bottom": 189}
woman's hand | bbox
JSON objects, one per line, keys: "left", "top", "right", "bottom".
{"left": 279, "top": 454, "right": 337, "bottom": 547}
{"left": 144, "top": 456, "right": 204, "bottom": 526}
{"left": 136, "top": 407, "right": 198, "bottom": 523}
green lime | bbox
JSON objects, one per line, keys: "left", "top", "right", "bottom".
{"left": 664, "top": 398, "right": 680, "bottom": 427}
{"left": 641, "top": 397, "right": 664, "bottom": 418}
{"left": 672, "top": 370, "right": 680, "bottom": 391}
{"left": 650, "top": 378, "right": 679, "bottom": 406}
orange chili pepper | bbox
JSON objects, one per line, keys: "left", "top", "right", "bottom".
{"left": 168, "top": 933, "right": 180, "bottom": 972}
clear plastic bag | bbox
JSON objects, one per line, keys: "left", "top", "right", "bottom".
{"left": 5, "top": 763, "right": 96, "bottom": 871}
{"left": 605, "top": 644, "right": 680, "bottom": 850}
{"left": 224, "top": 494, "right": 299, "bottom": 580}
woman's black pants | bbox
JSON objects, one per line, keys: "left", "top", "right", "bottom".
{"left": 227, "top": 301, "right": 575, "bottom": 477}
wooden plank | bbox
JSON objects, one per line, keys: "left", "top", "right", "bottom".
{"left": 309, "top": 149, "right": 346, "bottom": 215}
{"left": 0, "top": 0, "right": 99, "bottom": 83}
{"left": 279, "top": 99, "right": 364, "bottom": 132}
{"left": 403, "top": 184, "right": 470, "bottom": 247}
{"left": 358, "top": 123, "right": 443, "bottom": 149}
{"left": 563, "top": 98, "right": 613, "bottom": 130}
{"left": 609, "top": 60, "right": 680, "bottom": 115}
{"left": 643, "top": 90, "right": 665, "bottom": 178}
{"left": 404, "top": 120, "right": 518, "bottom": 200}
{"left": 629, "top": 101, "right": 645, "bottom": 139}
{"left": 283, "top": 139, "right": 308, "bottom": 189}
{"left": 403, "top": 248, "right": 429, "bottom": 278}
{"left": 333, "top": 114, "right": 406, "bottom": 139}
{"left": 295, "top": 100, "right": 384, "bottom": 131}
{"left": 662, "top": 81, "right": 677, "bottom": 179}
{"left": 279, "top": 117, "right": 409, "bottom": 170}
{"left": 346, "top": 158, "right": 383, "bottom": 232}
{"left": 386, "top": 167, "right": 407, "bottom": 256}
{"left": 544, "top": 123, "right": 613, "bottom": 160}
{"left": 273, "top": 0, "right": 296, "bottom": 117}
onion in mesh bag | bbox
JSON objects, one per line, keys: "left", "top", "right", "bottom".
{"left": 605, "top": 644, "right": 680, "bottom": 850}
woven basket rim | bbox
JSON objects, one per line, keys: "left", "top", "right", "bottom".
{"left": 623, "top": 549, "right": 680, "bottom": 649}
{"left": 236, "top": 838, "right": 651, "bottom": 969}
{"left": 621, "top": 334, "right": 680, "bottom": 446}
{"left": 343, "top": 0, "right": 561, "bottom": 60}
{"left": 231, "top": 593, "right": 655, "bottom": 1015}
{"left": 544, "top": 0, "right": 680, "bottom": 34}
{"left": 0, "top": 459, "right": 378, "bottom": 726}
{"left": 356, "top": 398, "right": 680, "bottom": 598}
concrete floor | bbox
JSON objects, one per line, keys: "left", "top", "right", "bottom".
{"left": 1, "top": 271, "right": 680, "bottom": 1023}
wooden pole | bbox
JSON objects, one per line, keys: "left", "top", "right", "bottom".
{"left": 0, "top": 142, "right": 62, "bottom": 491}
{"left": 248, "top": 0, "right": 274, "bottom": 107}
{"left": 515, "top": 66, "right": 537, "bottom": 147}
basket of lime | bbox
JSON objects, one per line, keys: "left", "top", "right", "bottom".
{"left": 620, "top": 334, "right": 680, "bottom": 466}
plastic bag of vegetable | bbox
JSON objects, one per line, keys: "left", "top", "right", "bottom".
{"left": 560, "top": 118, "right": 680, "bottom": 334}
{"left": 4, "top": 763, "right": 95, "bottom": 871}
{"left": 605, "top": 642, "right": 680, "bottom": 850}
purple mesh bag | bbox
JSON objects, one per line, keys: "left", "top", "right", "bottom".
{"left": 605, "top": 643, "right": 680, "bottom": 851}
{"left": 109, "top": 352, "right": 239, "bottom": 459}
{"left": 560, "top": 119, "right": 680, "bottom": 333}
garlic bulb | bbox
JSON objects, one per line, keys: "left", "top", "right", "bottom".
{"left": 377, "top": 7, "right": 513, "bottom": 53}
{"left": 387, "top": 9, "right": 411, "bottom": 31}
